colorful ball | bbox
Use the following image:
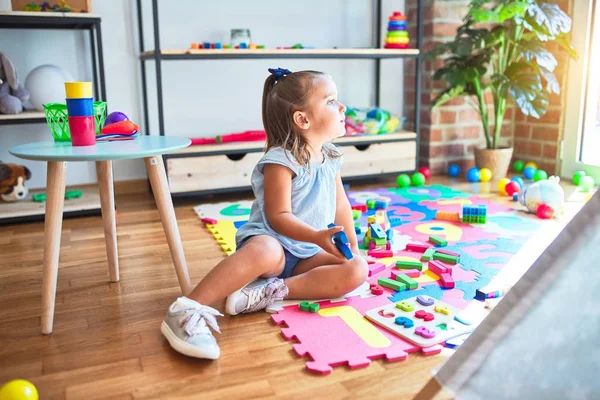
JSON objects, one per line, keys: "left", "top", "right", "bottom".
{"left": 466, "top": 167, "right": 480, "bottom": 182}
{"left": 497, "top": 178, "right": 511, "bottom": 195}
{"left": 411, "top": 172, "right": 426, "bottom": 186}
{"left": 523, "top": 166, "right": 536, "bottom": 180}
{"left": 505, "top": 181, "right": 521, "bottom": 196}
{"left": 396, "top": 173, "right": 411, "bottom": 188}
{"left": 479, "top": 167, "right": 492, "bottom": 182}
{"left": 105, "top": 111, "right": 129, "bottom": 126}
{"left": 579, "top": 175, "right": 595, "bottom": 192}
{"left": 573, "top": 170, "right": 586, "bottom": 185}
{"left": 511, "top": 176, "right": 525, "bottom": 188}
{"left": 0, "top": 379, "right": 39, "bottom": 400}
{"left": 533, "top": 169, "right": 548, "bottom": 182}
{"left": 418, "top": 166, "right": 431, "bottom": 180}
{"left": 536, "top": 203, "right": 555, "bottom": 219}
{"left": 524, "top": 161, "right": 538, "bottom": 169}
{"left": 512, "top": 160, "right": 524, "bottom": 173}
{"left": 447, "top": 164, "right": 461, "bottom": 178}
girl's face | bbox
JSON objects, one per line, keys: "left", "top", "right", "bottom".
{"left": 305, "top": 76, "right": 347, "bottom": 141}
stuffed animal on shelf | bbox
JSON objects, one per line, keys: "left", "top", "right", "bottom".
{"left": 0, "top": 51, "right": 30, "bottom": 115}
{"left": 0, "top": 162, "right": 32, "bottom": 201}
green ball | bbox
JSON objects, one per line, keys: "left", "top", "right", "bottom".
{"left": 579, "top": 175, "right": 595, "bottom": 192}
{"left": 396, "top": 173, "right": 411, "bottom": 188}
{"left": 512, "top": 160, "right": 525, "bottom": 173}
{"left": 533, "top": 169, "right": 548, "bottom": 182}
{"left": 411, "top": 172, "right": 426, "bottom": 187}
{"left": 573, "top": 170, "right": 586, "bottom": 185}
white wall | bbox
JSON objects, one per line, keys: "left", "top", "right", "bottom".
{"left": 0, "top": 0, "right": 405, "bottom": 189}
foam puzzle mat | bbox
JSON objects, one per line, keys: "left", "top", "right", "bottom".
{"left": 195, "top": 185, "right": 545, "bottom": 374}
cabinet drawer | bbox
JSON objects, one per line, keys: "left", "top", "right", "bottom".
{"left": 340, "top": 140, "right": 416, "bottom": 178}
{"left": 167, "top": 152, "right": 262, "bottom": 193}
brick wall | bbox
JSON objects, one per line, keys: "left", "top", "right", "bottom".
{"left": 404, "top": 0, "right": 572, "bottom": 176}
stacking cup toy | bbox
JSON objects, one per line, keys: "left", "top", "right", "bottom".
{"left": 64, "top": 82, "right": 96, "bottom": 146}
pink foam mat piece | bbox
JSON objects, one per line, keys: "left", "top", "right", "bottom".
{"left": 271, "top": 294, "right": 439, "bottom": 374}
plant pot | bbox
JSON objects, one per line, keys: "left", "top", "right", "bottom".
{"left": 474, "top": 147, "right": 513, "bottom": 180}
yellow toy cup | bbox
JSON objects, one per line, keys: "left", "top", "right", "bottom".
{"left": 64, "top": 81, "right": 93, "bottom": 99}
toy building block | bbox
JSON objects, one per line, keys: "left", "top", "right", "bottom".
{"left": 368, "top": 262, "right": 386, "bottom": 277}
{"left": 354, "top": 222, "right": 361, "bottom": 234}
{"left": 386, "top": 229, "right": 393, "bottom": 241}
{"left": 374, "top": 199, "right": 389, "bottom": 209}
{"left": 395, "top": 260, "right": 423, "bottom": 271}
{"left": 299, "top": 301, "right": 320, "bottom": 312}
{"left": 462, "top": 204, "right": 487, "bottom": 224}
{"left": 352, "top": 210, "right": 362, "bottom": 220}
{"left": 405, "top": 243, "right": 432, "bottom": 253}
{"left": 395, "top": 274, "right": 418, "bottom": 290}
{"left": 391, "top": 269, "right": 421, "bottom": 280}
{"left": 427, "top": 260, "right": 448, "bottom": 276}
{"left": 328, "top": 223, "right": 353, "bottom": 260}
{"left": 370, "top": 283, "right": 384, "bottom": 295}
{"left": 428, "top": 235, "right": 447, "bottom": 247}
{"left": 367, "top": 249, "right": 393, "bottom": 258}
{"left": 201, "top": 217, "right": 218, "bottom": 225}
{"left": 439, "top": 273, "right": 455, "bottom": 289}
{"left": 421, "top": 248, "right": 435, "bottom": 261}
{"left": 435, "top": 249, "right": 460, "bottom": 257}
{"left": 352, "top": 204, "right": 367, "bottom": 212}
{"left": 389, "top": 217, "right": 402, "bottom": 227}
{"left": 366, "top": 199, "right": 376, "bottom": 209}
{"left": 378, "top": 277, "right": 406, "bottom": 292}
{"left": 435, "top": 211, "right": 461, "bottom": 222}
{"left": 433, "top": 252, "right": 459, "bottom": 264}
{"left": 373, "top": 237, "right": 387, "bottom": 246}
{"left": 370, "top": 223, "right": 386, "bottom": 239}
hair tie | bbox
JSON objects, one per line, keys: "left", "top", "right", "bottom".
{"left": 268, "top": 67, "right": 292, "bottom": 78}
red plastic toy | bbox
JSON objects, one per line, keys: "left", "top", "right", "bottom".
{"left": 536, "top": 203, "right": 555, "bottom": 219}
{"left": 505, "top": 181, "right": 521, "bottom": 197}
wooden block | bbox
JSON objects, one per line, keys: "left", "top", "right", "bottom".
{"left": 352, "top": 204, "right": 367, "bottom": 212}
{"left": 393, "top": 269, "right": 420, "bottom": 278}
{"left": 370, "top": 223, "right": 387, "bottom": 239}
{"left": 367, "top": 249, "right": 393, "bottom": 258}
{"left": 435, "top": 249, "right": 460, "bottom": 257}
{"left": 395, "top": 274, "right": 418, "bottom": 290}
{"left": 428, "top": 236, "right": 447, "bottom": 247}
{"left": 368, "top": 262, "right": 386, "bottom": 277}
{"left": 405, "top": 243, "right": 432, "bottom": 253}
{"left": 433, "top": 252, "right": 459, "bottom": 264}
{"left": 427, "top": 260, "right": 448, "bottom": 276}
{"left": 439, "top": 273, "right": 455, "bottom": 288}
{"left": 395, "top": 260, "right": 423, "bottom": 271}
{"left": 435, "top": 211, "right": 461, "bottom": 222}
{"left": 421, "top": 248, "right": 435, "bottom": 261}
{"left": 378, "top": 277, "right": 406, "bottom": 291}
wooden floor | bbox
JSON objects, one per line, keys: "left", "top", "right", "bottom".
{"left": 0, "top": 176, "right": 580, "bottom": 399}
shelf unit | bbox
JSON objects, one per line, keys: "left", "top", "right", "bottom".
{"left": 0, "top": 11, "right": 107, "bottom": 223}
{"left": 136, "top": 0, "right": 423, "bottom": 197}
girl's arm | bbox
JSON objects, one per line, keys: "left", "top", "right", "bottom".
{"left": 333, "top": 172, "right": 359, "bottom": 254}
{"left": 263, "top": 163, "right": 344, "bottom": 258}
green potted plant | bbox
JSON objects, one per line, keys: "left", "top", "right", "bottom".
{"left": 427, "top": 0, "right": 577, "bottom": 178}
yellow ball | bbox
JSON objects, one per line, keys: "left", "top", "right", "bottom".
{"left": 0, "top": 380, "right": 38, "bottom": 400}
{"left": 497, "top": 178, "right": 511, "bottom": 196}
{"left": 524, "top": 161, "right": 538, "bottom": 169}
{"left": 479, "top": 168, "right": 493, "bottom": 182}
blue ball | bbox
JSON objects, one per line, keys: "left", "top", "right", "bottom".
{"left": 523, "top": 166, "right": 536, "bottom": 180}
{"left": 511, "top": 176, "right": 525, "bottom": 188}
{"left": 447, "top": 164, "right": 461, "bottom": 178}
{"left": 466, "top": 167, "right": 481, "bottom": 182}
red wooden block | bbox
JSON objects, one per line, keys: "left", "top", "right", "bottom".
{"left": 391, "top": 269, "right": 420, "bottom": 278}
{"left": 352, "top": 204, "right": 367, "bottom": 212}
{"left": 369, "top": 283, "right": 384, "bottom": 295}
{"left": 435, "top": 249, "right": 460, "bottom": 258}
{"left": 405, "top": 243, "right": 432, "bottom": 253}
{"left": 427, "top": 260, "right": 448, "bottom": 276}
{"left": 440, "top": 272, "right": 455, "bottom": 288}
{"left": 367, "top": 249, "right": 393, "bottom": 258}
{"left": 201, "top": 217, "right": 218, "bottom": 224}
{"left": 368, "top": 262, "right": 386, "bottom": 277}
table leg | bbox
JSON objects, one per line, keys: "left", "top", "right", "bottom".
{"left": 41, "top": 161, "right": 67, "bottom": 334}
{"left": 144, "top": 155, "right": 192, "bottom": 295}
{"left": 96, "top": 161, "right": 119, "bottom": 282}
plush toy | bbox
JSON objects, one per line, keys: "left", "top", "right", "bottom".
{"left": 0, "top": 162, "right": 32, "bottom": 201}
{"left": 0, "top": 51, "right": 30, "bottom": 115}
{"left": 517, "top": 175, "right": 564, "bottom": 216}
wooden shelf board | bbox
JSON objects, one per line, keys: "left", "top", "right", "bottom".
{"left": 0, "top": 11, "right": 99, "bottom": 18}
{"left": 170, "top": 131, "right": 418, "bottom": 155}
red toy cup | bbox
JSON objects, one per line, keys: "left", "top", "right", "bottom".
{"left": 68, "top": 115, "right": 96, "bottom": 146}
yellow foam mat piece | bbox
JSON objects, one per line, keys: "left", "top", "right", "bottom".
{"left": 206, "top": 220, "right": 237, "bottom": 256}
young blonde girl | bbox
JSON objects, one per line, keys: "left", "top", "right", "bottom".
{"left": 161, "top": 68, "right": 368, "bottom": 359}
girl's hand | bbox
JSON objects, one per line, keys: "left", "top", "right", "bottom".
{"left": 314, "top": 226, "right": 346, "bottom": 260}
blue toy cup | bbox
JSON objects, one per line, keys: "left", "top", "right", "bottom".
{"left": 66, "top": 97, "right": 94, "bottom": 117}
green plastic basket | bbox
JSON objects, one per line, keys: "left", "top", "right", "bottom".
{"left": 43, "top": 101, "right": 107, "bottom": 142}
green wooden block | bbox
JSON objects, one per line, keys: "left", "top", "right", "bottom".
{"left": 428, "top": 235, "right": 447, "bottom": 247}
{"left": 395, "top": 260, "right": 423, "bottom": 271}
{"left": 433, "top": 252, "right": 459, "bottom": 264}
{"left": 395, "top": 274, "right": 418, "bottom": 290}
{"left": 378, "top": 277, "right": 406, "bottom": 291}
{"left": 308, "top": 303, "right": 320, "bottom": 312}
{"left": 421, "top": 248, "right": 435, "bottom": 261}
{"left": 374, "top": 237, "right": 387, "bottom": 245}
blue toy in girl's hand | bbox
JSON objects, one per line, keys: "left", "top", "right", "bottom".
{"left": 447, "top": 163, "right": 460, "bottom": 178}
{"left": 328, "top": 223, "right": 353, "bottom": 260}
{"left": 523, "top": 166, "right": 536, "bottom": 180}
{"left": 466, "top": 167, "right": 480, "bottom": 182}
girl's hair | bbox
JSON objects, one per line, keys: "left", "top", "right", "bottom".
{"left": 262, "top": 69, "right": 341, "bottom": 169}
